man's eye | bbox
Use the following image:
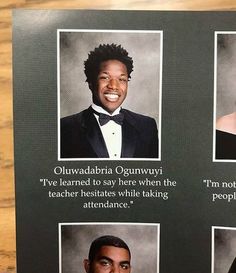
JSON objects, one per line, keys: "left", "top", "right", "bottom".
{"left": 120, "top": 263, "right": 130, "bottom": 270}
{"left": 99, "top": 76, "right": 109, "bottom": 80}
{"left": 119, "top": 78, "right": 127, "bottom": 82}
{"left": 100, "top": 260, "right": 111, "bottom": 266}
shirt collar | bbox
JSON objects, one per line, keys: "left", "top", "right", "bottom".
{"left": 91, "top": 103, "right": 121, "bottom": 116}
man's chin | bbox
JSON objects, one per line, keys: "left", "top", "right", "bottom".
{"left": 93, "top": 100, "right": 122, "bottom": 114}
{"left": 105, "top": 104, "right": 121, "bottom": 114}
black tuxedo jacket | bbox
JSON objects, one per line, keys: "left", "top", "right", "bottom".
{"left": 60, "top": 107, "right": 159, "bottom": 158}
{"left": 228, "top": 258, "right": 236, "bottom": 273}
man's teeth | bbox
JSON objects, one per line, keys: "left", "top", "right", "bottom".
{"left": 104, "top": 94, "right": 119, "bottom": 100}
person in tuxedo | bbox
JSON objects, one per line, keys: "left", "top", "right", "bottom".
{"left": 60, "top": 43, "right": 159, "bottom": 159}
{"left": 84, "top": 235, "right": 131, "bottom": 273}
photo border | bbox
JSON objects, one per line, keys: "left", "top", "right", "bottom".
{"left": 57, "top": 29, "right": 163, "bottom": 162}
{"left": 211, "top": 225, "right": 236, "bottom": 273}
{"left": 58, "top": 222, "right": 160, "bottom": 273}
{"left": 213, "top": 31, "right": 236, "bottom": 162}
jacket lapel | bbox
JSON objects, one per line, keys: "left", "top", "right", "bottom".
{"left": 81, "top": 108, "right": 138, "bottom": 158}
{"left": 82, "top": 108, "right": 109, "bottom": 158}
{"left": 121, "top": 110, "right": 138, "bottom": 158}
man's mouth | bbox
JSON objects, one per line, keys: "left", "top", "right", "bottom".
{"left": 104, "top": 92, "right": 119, "bottom": 102}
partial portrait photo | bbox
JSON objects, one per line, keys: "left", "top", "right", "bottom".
{"left": 59, "top": 223, "right": 160, "bottom": 273}
{"left": 214, "top": 32, "right": 236, "bottom": 161}
{"left": 212, "top": 226, "right": 236, "bottom": 273}
{"left": 57, "top": 30, "right": 162, "bottom": 160}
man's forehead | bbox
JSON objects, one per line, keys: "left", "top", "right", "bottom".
{"left": 95, "top": 245, "right": 130, "bottom": 260}
{"left": 98, "top": 60, "right": 128, "bottom": 72}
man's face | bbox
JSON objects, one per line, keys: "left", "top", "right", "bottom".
{"left": 91, "top": 59, "right": 129, "bottom": 114}
{"left": 84, "top": 246, "right": 131, "bottom": 273}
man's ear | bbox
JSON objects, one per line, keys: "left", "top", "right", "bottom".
{"left": 84, "top": 259, "right": 90, "bottom": 273}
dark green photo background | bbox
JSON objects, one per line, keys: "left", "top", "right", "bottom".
{"left": 13, "top": 10, "right": 236, "bottom": 273}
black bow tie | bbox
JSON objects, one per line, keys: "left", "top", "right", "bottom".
{"left": 93, "top": 109, "right": 124, "bottom": 126}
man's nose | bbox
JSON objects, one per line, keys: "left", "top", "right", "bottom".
{"left": 110, "top": 264, "right": 120, "bottom": 273}
{"left": 107, "top": 78, "right": 119, "bottom": 90}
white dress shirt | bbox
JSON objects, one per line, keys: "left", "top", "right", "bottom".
{"left": 92, "top": 104, "right": 122, "bottom": 158}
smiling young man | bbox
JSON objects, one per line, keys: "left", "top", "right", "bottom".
{"left": 60, "top": 43, "right": 159, "bottom": 159}
{"left": 84, "top": 235, "right": 131, "bottom": 273}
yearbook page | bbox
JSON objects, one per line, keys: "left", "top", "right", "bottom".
{"left": 13, "top": 10, "right": 236, "bottom": 273}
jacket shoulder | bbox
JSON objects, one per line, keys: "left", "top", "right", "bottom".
{"left": 61, "top": 109, "right": 90, "bottom": 127}
{"left": 122, "top": 109, "right": 157, "bottom": 123}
